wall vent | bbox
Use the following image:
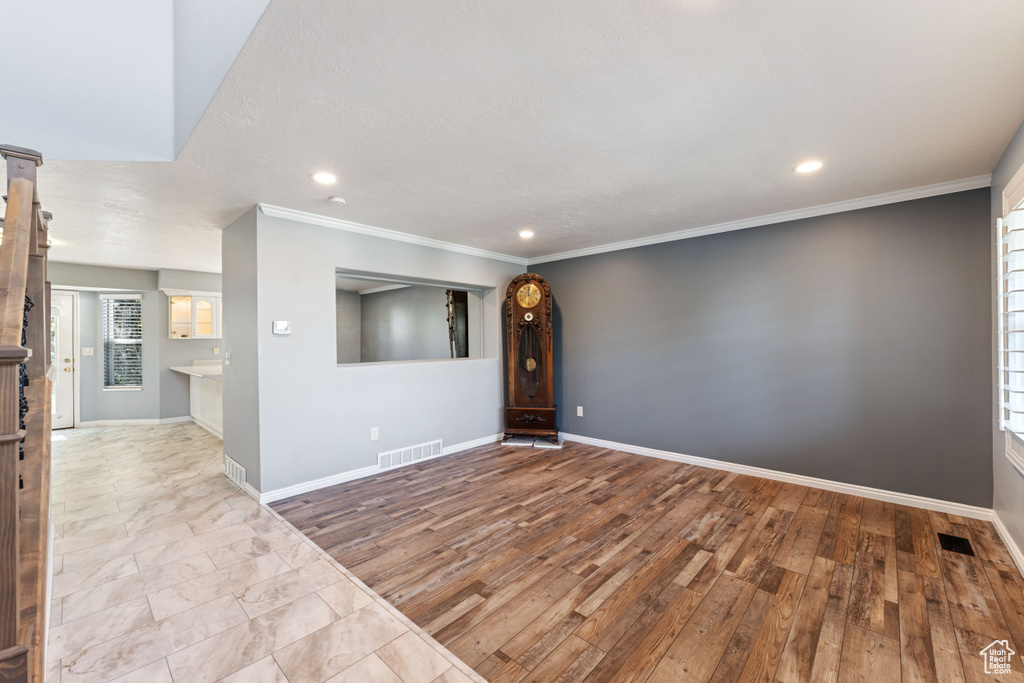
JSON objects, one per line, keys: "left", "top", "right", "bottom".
{"left": 378, "top": 439, "right": 443, "bottom": 471}
{"left": 224, "top": 454, "right": 246, "bottom": 488}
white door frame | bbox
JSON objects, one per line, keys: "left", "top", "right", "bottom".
{"left": 52, "top": 288, "right": 80, "bottom": 429}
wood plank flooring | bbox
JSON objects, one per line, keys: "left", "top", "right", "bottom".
{"left": 273, "top": 442, "right": 1024, "bottom": 682}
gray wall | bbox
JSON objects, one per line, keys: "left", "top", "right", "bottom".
{"left": 335, "top": 290, "right": 361, "bottom": 364}
{"left": 50, "top": 262, "right": 158, "bottom": 291}
{"left": 50, "top": 262, "right": 223, "bottom": 422}
{"left": 993, "top": 119, "right": 1024, "bottom": 550}
{"left": 535, "top": 189, "right": 992, "bottom": 507}
{"left": 222, "top": 209, "right": 262, "bottom": 489}
{"left": 74, "top": 290, "right": 162, "bottom": 422}
{"left": 360, "top": 286, "right": 451, "bottom": 362}
{"left": 157, "top": 268, "right": 222, "bottom": 292}
{"left": 235, "top": 210, "right": 523, "bottom": 494}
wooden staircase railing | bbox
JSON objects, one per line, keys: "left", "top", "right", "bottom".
{"left": 0, "top": 145, "right": 51, "bottom": 683}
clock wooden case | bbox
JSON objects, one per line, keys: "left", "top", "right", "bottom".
{"left": 504, "top": 273, "right": 558, "bottom": 443}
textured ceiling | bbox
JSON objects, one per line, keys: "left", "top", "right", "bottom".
{"left": 32, "top": 0, "right": 1024, "bottom": 272}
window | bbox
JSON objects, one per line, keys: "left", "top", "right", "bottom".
{"left": 102, "top": 295, "right": 143, "bottom": 388}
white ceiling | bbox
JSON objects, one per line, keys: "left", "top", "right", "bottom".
{"left": 21, "top": 0, "right": 1024, "bottom": 273}
{"left": 0, "top": 0, "right": 268, "bottom": 161}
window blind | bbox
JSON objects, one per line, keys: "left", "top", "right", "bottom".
{"left": 102, "top": 295, "right": 143, "bottom": 388}
{"left": 1001, "top": 206, "right": 1024, "bottom": 433}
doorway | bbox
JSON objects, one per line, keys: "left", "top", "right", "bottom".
{"left": 51, "top": 290, "right": 76, "bottom": 429}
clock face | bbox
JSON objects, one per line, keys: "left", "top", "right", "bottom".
{"left": 516, "top": 282, "right": 542, "bottom": 309}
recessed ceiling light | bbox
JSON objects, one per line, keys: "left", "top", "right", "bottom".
{"left": 311, "top": 172, "right": 337, "bottom": 185}
{"left": 794, "top": 160, "right": 823, "bottom": 174}
{"left": 328, "top": 196, "right": 346, "bottom": 204}
{"left": 519, "top": 229, "right": 534, "bottom": 239}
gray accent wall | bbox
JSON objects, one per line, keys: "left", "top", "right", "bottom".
{"left": 231, "top": 210, "right": 523, "bottom": 495}
{"left": 534, "top": 189, "right": 992, "bottom": 507}
{"left": 335, "top": 290, "right": 361, "bottom": 364}
{"left": 993, "top": 119, "right": 1024, "bottom": 552}
{"left": 222, "top": 209, "right": 262, "bottom": 489}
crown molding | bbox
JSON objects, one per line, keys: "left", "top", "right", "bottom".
{"left": 528, "top": 174, "right": 993, "bottom": 265}
{"left": 258, "top": 204, "right": 529, "bottom": 266}
{"left": 261, "top": 176, "right": 991, "bottom": 269}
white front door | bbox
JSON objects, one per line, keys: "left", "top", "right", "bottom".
{"left": 51, "top": 291, "right": 75, "bottom": 429}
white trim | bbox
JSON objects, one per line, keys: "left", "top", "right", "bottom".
{"left": 1006, "top": 444, "right": 1024, "bottom": 479}
{"left": 192, "top": 414, "right": 223, "bottom": 438}
{"left": 77, "top": 416, "right": 194, "bottom": 428}
{"left": 443, "top": 433, "right": 503, "bottom": 455}
{"left": 530, "top": 175, "right": 993, "bottom": 264}
{"left": 243, "top": 482, "right": 261, "bottom": 502}
{"left": 560, "top": 432, "right": 994, "bottom": 521}
{"left": 258, "top": 204, "right": 529, "bottom": 266}
{"left": 1003, "top": 162, "right": 1024, "bottom": 216}
{"left": 257, "top": 433, "right": 503, "bottom": 504}
{"left": 259, "top": 465, "right": 381, "bottom": 504}
{"left": 51, "top": 289, "right": 81, "bottom": 429}
{"left": 992, "top": 512, "right": 1024, "bottom": 577}
{"left": 102, "top": 386, "right": 143, "bottom": 392}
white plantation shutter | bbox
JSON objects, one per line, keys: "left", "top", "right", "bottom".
{"left": 1001, "top": 206, "right": 1024, "bottom": 433}
{"left": 101, "top": 294, "right": 143, "bottom": 388}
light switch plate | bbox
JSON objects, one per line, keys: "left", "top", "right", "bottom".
{"left": 212, "top": 347, "right": 220, "bottom": 355}
{"left": 272, "top": 321, "right": 291, "bottom": 335}
{"left": 82, "top": 347, "right": 94, "bottom": 356}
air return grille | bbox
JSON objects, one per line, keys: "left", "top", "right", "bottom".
{"left": 223, "top": 454, "right": 246, "bottom": 488}
{"left": 378, "top": 439, "right": 443, "bottom": 471}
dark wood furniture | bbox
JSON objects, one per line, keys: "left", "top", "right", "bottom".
{"left": 504, "top": 273, "right": 557, "bottom": 443}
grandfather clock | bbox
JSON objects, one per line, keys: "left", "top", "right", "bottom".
{"left": 504, "top": 273, "right": 558, "bottom": 444}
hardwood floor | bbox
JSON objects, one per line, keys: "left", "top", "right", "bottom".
{"left": 273, "top": 442, "right": 1024, "bottom": 682}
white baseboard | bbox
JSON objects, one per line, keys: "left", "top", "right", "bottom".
{"left": 192, "top": 415, "right": 223, "bottom": 438}
{"left": 77, "top": 416, "right": 194, "bottom": 428}
{"left": 260, "top": 465, "right": 381, "bottom": 504}
{"left": 243, "top": 482, "right": 261, "bottom": 502}
{"left": 561, "top": 433, "right": 994, "bottom": 521}
{"left": 258, "top": 433, "right": 503, "bottom": 505}
{"left": 443, "top": 433, "right": 503, "bottom": 456}
{"left": 992, "top": 512, "right": 1024, "bottom": 577}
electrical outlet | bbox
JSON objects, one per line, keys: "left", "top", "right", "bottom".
{"left": 213, "top": 346, "right": 220, "bottom": 355}
{"left": 81, "top": 347, "right": 94, "bottom": 356}
{"left": 370, "top": 427, "right": 379, "bottom": 441}
{"left": 577, "top": 406, "right": 583, "bottom": 417}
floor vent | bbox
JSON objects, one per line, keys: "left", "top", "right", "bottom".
{"left": 378, "top": 439, "right": 443, "bottom": 471}
{"left": 937, "top": 533, "right": 975, "bottom": 556}
{"left": 224, "top": 454, "right": 246, "bottom": 488}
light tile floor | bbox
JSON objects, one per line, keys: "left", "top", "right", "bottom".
{"left": 47, "top": 423, "right": 483, "bottom": 683}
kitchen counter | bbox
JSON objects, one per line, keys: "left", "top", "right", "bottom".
{"left": 169, "top": 364, "right": 223, "bottom": 380}
{"left": 170, "top": 361, "right": 223, "bottom": 437}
